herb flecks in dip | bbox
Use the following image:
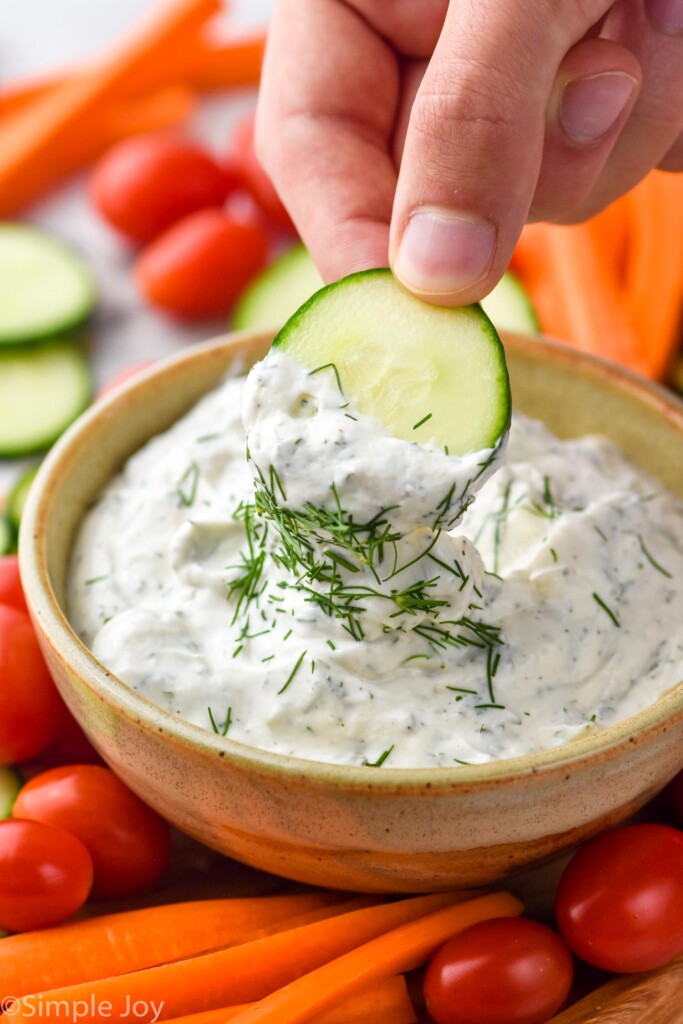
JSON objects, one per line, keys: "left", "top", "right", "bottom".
{"left": 69, "top": 356, "right": 683, "bottom": 768}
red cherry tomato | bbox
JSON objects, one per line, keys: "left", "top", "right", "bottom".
{"left": 90, "top": 135, "right": 230, "bottom": 245}
{"left": 556, "top": 823, "right": 683, "bottom": 972}
{"left": 0, "top": 554, "right": 27, "bottom": 612}
{"left": 0, "top": 819, "right": 93, "bottom": 931}
{"left": 0, "top": 604, "right": 65, "bottom": 764}
{"left": 135, "top": 208, "right": 269, "bottom": 319}
{"left": 423, "top": 918, "right": 573, "bottom": 1024}
{"left": 232, "top": 115, "right": 295, "bottom": 233}
{"left": 13, "top": 764, "right": 171, "bottom": 898}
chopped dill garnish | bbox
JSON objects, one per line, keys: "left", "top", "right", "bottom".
{"left": 278, "top": 649, "right": 307, "bottom": 694}
{"left": 196, "top": 433, "right": 220, "bottom": 443}
{"left": 637, "top": 534, "right": 672, "bottom": 578}
{"left": 308, "top": 362, "right": 343, "bottom": 393}
{"left": 593, "top": 592, "right": 620, "bottom": 628}
{"left": 364, "top": 744, "right": 394, "bottom": 767}
{"left": 549, "top": 548, "right": 558, "bottom": 563}
{"left": 176, "top": 462, "right": 200, "bottom": 507}
{"left": 486, "top": 645, "right": 501, "bottom": 703}
{"left": 283, "top": 628, "right": 293, "bottom": 640}
{"left": 232, "top": 644, "right": 243, "bottom": 658}
{"left": 412, "top": 412, "right": 433, "bottom": 431}
{"left": 261, "top": 654, "right": 275, "bottom": 662}
{"left": 594, "top": 525, "right": 608, "bottom": 542}
{"left": 446, "top": 685, "right": 478, "bottom": 694}
{"left": 85, "top": 575, "right": 108, "bottom": 585}
{"left": 326, "top": 639, "right": 336, "bottom": 650}
{"left": 474, "top": 703, "right": 506, "bottom": 710}
{"left": 208, "top": 705, "right": 232, "bottom": 736}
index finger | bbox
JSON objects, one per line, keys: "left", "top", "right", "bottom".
{"left": 255, "top": 0, "right": 398, "bottom": 280}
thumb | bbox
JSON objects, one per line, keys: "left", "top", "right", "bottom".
{"left": 390, "top": 0, "right": 612, "bottom": 304}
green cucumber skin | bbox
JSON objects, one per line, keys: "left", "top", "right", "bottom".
{"left": 481, "top": 270, "right": 540, "bottom": 336}
{"left": 0, "top": 767, "right": 22, "bottom": 819}
{"left": 274, "top": 267, "right": 510, "bottom": 452}
{"left": 0, "top": 517, "right": 14, "bottom": 556}
{"left": 0, "top": 225, "right": 96, "bottom": 347}
{"left": 8, "top": 466, "right": 39, "bottom": 532}
{"left": 0, "top": 341, "right": 92, "bottom": 458}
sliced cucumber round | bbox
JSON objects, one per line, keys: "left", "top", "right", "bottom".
{"left": 0, "top": 224, "right": 96, "bottom": 345}
{"left": 274, "top": 269, "right": 510, "bottom": 454}
{"left": 481, "top": 270, "right": 539, "bottom": 336}
{"left": 0, "top": 340, "right": 92, "bottom": 457}
{"left": 0, "top": 766, "right": 22, "bottom": 818}
{"left": 8, "top": 465, "right": 39, "bottom": 532}
{"left": 233, "top": 243, "right": 324, "bottom": 332}
{"left": 0, "top": 517, "right": 14, "bottom": 556}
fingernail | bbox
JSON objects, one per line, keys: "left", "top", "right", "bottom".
{"left": 395, "top": 208, "right": 496, "bottom": 296}
{"left": 561, "top": 72, "right": 637, "bottom": 144}
{"left": 646, "top": 0, "right": 683, "bottom": 31}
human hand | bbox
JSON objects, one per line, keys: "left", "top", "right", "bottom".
{"left": 256, "top": 0, "right": 683, "bottom": 305}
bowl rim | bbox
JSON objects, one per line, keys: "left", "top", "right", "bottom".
{"left": 20, "top": 330, "right": 683, "bottom": 792}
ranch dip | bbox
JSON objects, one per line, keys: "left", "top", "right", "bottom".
{"left": 68, "top": 352, "right": 683, "bottom": 768}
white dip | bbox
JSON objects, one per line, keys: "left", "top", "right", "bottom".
{"left": 68, "top": 351, "right": 683, "bottom": 768}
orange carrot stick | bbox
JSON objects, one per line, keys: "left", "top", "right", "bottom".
{"left": 0, "top": 34, "right": 264, "bottom": 118}
{"left": 0, "top": 892, "right": 346, "bottom": 998}
{"left": 105, "top": 85, "right": 195, "bottom": 140}
{"left": 624, "top": 171, "right": 683, "bottom": 380}
{"left": 8, "top": 893, "right": 468, "bottom": 1023}
{"left": 156, "top": 976, "right": 416, "bottom": 1024}
{"left": 228, "top": 892, "right": 522, "bottom": 1024}
{"left": 0, "top": 0, "right": 220, "bottom": 215}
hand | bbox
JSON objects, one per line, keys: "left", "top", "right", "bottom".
{"left": 256, "top": 0, "right": 683, "bottom": 305}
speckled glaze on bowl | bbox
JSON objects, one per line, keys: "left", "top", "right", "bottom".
{"left": 19, "top": 332, "right": 683, "bottom": 892}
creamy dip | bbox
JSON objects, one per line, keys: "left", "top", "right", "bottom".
{"left": 68, "top": 354, "right": 683, "bottom": 768}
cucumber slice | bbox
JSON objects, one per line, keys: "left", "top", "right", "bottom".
{"left": 0, "top": 767, "right": 21, "bottom": 818}
{"left": 8, "top": 465, "right": 39, "bottom": 532}
{"left": 481, "top": 270, "right": 539, "bottom": 335}
{"left": 0, "top": 224, "right": 96, "bottom": 345}
{"left": 233, "top": 244, "right": 324, "bottom": 332}
{"left": 0, "top": 517, "right": 14, "bottom": 556}
{"left": 274, "top": 269, "right": 510, "bottom": 454}
{"left": 0, "top": 340, "right": 92, "bottom": 456}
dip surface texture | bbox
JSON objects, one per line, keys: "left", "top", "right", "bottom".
{"left": 68, "top": 358, "right": 683, "bottom": 768}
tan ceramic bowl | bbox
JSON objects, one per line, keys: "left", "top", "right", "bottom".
{"left": 20, "top": 332, "right": 683, "bottom": 893}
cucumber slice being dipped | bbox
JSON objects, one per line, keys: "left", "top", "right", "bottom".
{"left": 235, "top": 243, "right": 539, "bottom": 338}
{"left": 0, "top": 340, "right": 92, "bottom": 456}
{"left": 273, "top": 269, "right": 510, "bottom": 455}
{"left": 0, "top": 224, "right": 96, "bottom": 345}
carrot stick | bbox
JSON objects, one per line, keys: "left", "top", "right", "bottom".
{"left": 156, "top": 976, "right": 416, "bottom": 1024}
{"left": 106, "top": 85, "right": 195, "bottom": 140}
{"left": 0, "top": 892, "right": 346, "bottom": 998}
{"left": 0, "top": 34, "right": 265, "bottom": 118}
{"left": 228, "top": 892, "right": 522, "bottom": 1024}
{"left": 8, "top": 893, "right": 469, "bottom": 1023}
{"left": 0, "top": 0, "right": 220, "bottom": 215}
{"left": 624, "top": 171, "right": 683, "bottom": 380}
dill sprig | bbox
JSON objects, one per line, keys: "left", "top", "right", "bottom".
{"left": 208, "top": 705, "right": 232, "bottom": 736}
{"left": 637, "top": 534, "right": 672, "bottom": 578}
{"left": 176, "top": 462, "right": 200, "bottom": 507}
{"left": 364, "top": 744, "right": 395, "bottom": 767}
{"left": 593, "top": 592, "right": 620, "bottom": 628}
{"left": 278, "top": 649, "right": 307, "bottom": 694}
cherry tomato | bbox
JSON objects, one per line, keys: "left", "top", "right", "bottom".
{"left": 0, "top": 554, "right": 27, "bottom": 612}
{"left": 555, "top": 823, "right": 683, "bottom": 972}
{"left": 231, "top": 115, "right": 295, "bottom": 233}
{"left": 423, "top": 918, "right": 573, "bottom": 1024}
{"left": 13, "top": 764, "right": 171, "bottom": 898}
{"left": 90, "top": 135, "right": 230, "bottom": 245}
{"left": 135, "top": 208, "right": 269, "bottom": 319}
{"left": 0, "top": 819, "right": 93, "bottom": 931}
{"left": 0, "top": 604, "right": 66, "bottom": 764}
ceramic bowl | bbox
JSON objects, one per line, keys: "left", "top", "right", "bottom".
{"left": 19, "top": 332, "right": 683, "bottom": 892}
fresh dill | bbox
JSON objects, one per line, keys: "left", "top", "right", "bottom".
{"left": 364, "top": 744, "right": 394, "bottom": 767}
{"left": 412, "top": 412, "right": 433, "bottom": 431}
{"left": 85, "top": 575, "right": 108, "bottom": 585}
{"left": 592, "top": 592, "right": 620, "bottom": 628}
{"left": 485, "top": 645, "right": 501, "bottom": 703}
{"left": 637, "top": 534, "right": 672, "bottom": 578}
{"left": 278, "top": 649, "right": 307, "bottom": 694}
{"left": 208, "top": 705, "right": 232, "bottom": 736}
{"left": 307, "top": 362, "right": 343, "bottom": 393}
{"left": 176, "top": 462, "right": 200, "bottom": 507}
